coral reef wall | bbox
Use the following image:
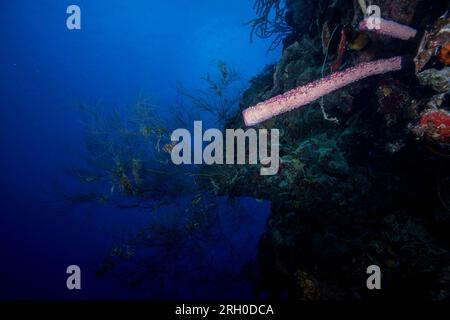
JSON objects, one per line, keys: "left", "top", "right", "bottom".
{"left": 205, "top": 0, "right": 450, "bottom": 300}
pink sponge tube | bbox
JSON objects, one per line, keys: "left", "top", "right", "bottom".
{"left": 242, "top": 56, "right": 404, "bottom": 126}
{"left": 359, "top": 18, "right": 418, "bottom": 41}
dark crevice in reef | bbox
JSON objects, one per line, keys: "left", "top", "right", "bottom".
{"left": 203, "top": 0, "right": 450, "bottom": 300}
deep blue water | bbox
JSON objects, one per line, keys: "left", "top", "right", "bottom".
{"left": 0, "top": 0, "right": 280, "bottom": 299}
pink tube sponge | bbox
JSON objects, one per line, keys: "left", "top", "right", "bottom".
{"left": 242, "top": 56, "right": 403, "bottom": 126}
{"left": 359, "top": 18, "right": 418, "bottom": 41}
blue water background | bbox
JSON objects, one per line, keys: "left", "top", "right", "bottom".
{"left": 0, "top": 0, "right": 280, "bottom": 299}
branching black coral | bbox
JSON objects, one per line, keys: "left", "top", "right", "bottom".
{"left": 175, "top": 61, "right": 242, "bottom": 128}
{"left": 63, "top": 96, "right": 194, "bottom": 211}
{"left": 245, "top": 0, "right": 292, "bottom": 52}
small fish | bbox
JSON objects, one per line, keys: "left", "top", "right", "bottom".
{"left": 163, "top": 141, "right": 177, "bottom": 153}
{"left": 84, "top": 176, "right": 98, "bottom": 182}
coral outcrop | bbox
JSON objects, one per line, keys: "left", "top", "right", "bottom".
{"left": 205, "top": 0, "right": 450, "bottom": 300}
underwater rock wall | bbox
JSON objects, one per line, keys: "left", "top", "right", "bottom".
{"left": 206, "top": 0, "right": 450, "bottom": 299}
